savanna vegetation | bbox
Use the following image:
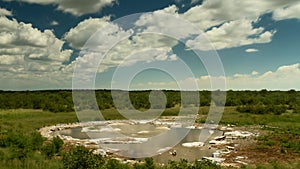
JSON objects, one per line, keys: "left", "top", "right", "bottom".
{"left": 0, "top": 90, "right": 300, "bottom": 168}
{"left": 0, "top": 89, "right": 300, "bottom": 114}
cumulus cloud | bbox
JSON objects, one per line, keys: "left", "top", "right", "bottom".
{"left": 0, "top": 8, "right": 12, "bottom": 16}
{"left": 131, "top": 63, "right": 300, "bottom": 90}
{"left": 226, "top": 63, "right": 300, "bottom": 90}
{"left": 102, "top": 33, "right": 177, "bottom": 68}
{"left": 135, "top": 6, "right": 199, "bottom": 39}
{"left": 187, "top": 19, "right": 275, "bottom": 50}
{"left": 65, "top": 15, "right": 179, "bottom": 75}
{"left": 64, "top": 0, "right": 300, "bottom": 53}
{"left": 273, "top": 2, "right": 300, "bottom": 20}
{"left": 174, "top": 0, "right": 298, "bottom": 50}
{"left": 180, "top": 0, "right": 300, "bottom": 50}
{"left": 245, "top": 48, "right": 259, "bottom": 53}
{"left": 13, "top": 0, "right": 116, "bottom": 16}
{"left": 63, "top": 17, "right": 111, "bottom": 49}
{"left": 183, "top": 0, "right": 299, "bottom": 30}
{"left": 70, "top": 31, "right": 178, "bottom": 74}
{"left": 130, "top": 0, "right": 297, "bottom": 51}
{"left": 0, "top": 16, "right": 72, "bottom": 75}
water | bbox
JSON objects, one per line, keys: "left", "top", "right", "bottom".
{"left": 58, "top": 122, "right": 223, "bottom": 162}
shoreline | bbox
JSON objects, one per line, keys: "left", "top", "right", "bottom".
{"left": 39, "top": 119, "right": 258, "bottom": 167}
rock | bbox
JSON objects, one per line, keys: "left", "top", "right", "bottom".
{"left": 212, "top": 152, "right": 220, "bottom": 158}
{"left": 182, "top": 142, "right": 205, "bottom": 147}
{"left": 209, "top": 140, "right": 227, "bottom": 145}
{"left": 202, "top": 157, "right": 225, "bottom": 164}
{"left": 224, "top": 131, "right": 254, "bottom": 138}
{"left": 214, "top": 135, "right": 226, "bottom": 141}
{"left": 226, "top": 146, "right": 235, "bottom": 150}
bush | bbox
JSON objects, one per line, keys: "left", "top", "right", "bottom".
{"left": 194, "top": 159, "right": 221, "bottom": 169}
{"left": 42, "top": 142, "right": 56, "bottom": 158}
{"left": 42, "top": 136, "right": 63, "bottom": 158}
{"left": 4, "top": 132, "right": 44, "bottom": 160}
{"left": 62, "top": 146, "right": 105, "bottom": 169}
{"left": 105, "top": 159, "right": 130, "bottom": 169}
{"left": 133, "top": 158, "right": 155, "bottom": 169}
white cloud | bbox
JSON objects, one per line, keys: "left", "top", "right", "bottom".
{"left": 245, "top": 48, "right": 259, "bottom": 53}
{"left": 50, "top": 20, "right": 59, "bottom": 26}
{"left": 65, "top": 15, "right": 179, "bottom": 74}
{"left": 63, "top": 17, "right": 111, "bottom": 49}
{"left": 251, "top": 71, "right": 259, "bottom": 75}
{"left": 191, "top": 0, "right": 200, "bottom": 5}
{"left": 71, "top": 32, "right": 178, "bottom": 74}
{"left": 0, "top": 16, "right": 72, "bottom": 74}
{"left": 180, "top": 0, "right": 298, "bottom": 50}
{"left": 131, "top": 0, "right": 299, "bottom": 51}
{"left": 0, "top": 55, "right": 23, "bottom": 65}
{"left": 183, "top": 0, "right": 299, "bottom": 30}
{"left": 13, "top": 0, "right": 116, "bottom": 16}
{"left": 187, "top": 19, "right": 275, "bottom": 50}
{"left": 0, "top": 8, "right": 12, "bottom": 16}
{"left": 227, "top": 63, "right": 300, "bottom": 90}
{"left": 135, "top": 5, "right": 199, "bottom": 39}
{"left": 273, "top": 2, "right": 300, "bottom": 20}
{"left": 130, "top": 63, "right": 300, "bottom": 90}
{"left": 64, "top": 0, "right": 300, "bottom": 55}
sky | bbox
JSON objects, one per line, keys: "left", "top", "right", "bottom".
{"left": 0, "top": 0, "right": 300, "bottom": 91}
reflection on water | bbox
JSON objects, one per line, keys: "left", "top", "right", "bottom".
{"left": 59, "top": 125, "right": 222, "bottom": 143}
{"left": 58, "top": 123, "right": 223, "bottom": 162}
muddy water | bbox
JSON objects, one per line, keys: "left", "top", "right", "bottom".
{"left": 59, "top": 123, "right": 170, "bottom": 139}
{"left": 59, "top": 123, "right": 223, "bottom": 163}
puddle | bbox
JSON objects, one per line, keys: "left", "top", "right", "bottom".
{"left": 40, "top": 120, "right": 257, "bottom": 165}
{"left": 57, "top": 121, "right": 223, "bottom": 162}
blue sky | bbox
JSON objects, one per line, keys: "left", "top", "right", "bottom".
{"left": 0, "top": 0, "right": 299, "bottom": 90}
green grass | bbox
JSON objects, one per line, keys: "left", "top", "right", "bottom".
{"left": 0, "top": 109, "right": 77, "bottom": 169}
{"left": 0, "top": 109, "right": 77, "bottom": 132}
{"left": 1, "top": 108, "right": 300, "bottom": 168}
{"left": 217, "top": 107, "right": 300, "bottom": 128}
{"left": 241, "top": 161, "right": 300, "bottom": 169}
{"left": 0, "top": 151, "right": 63, "bottom": 169}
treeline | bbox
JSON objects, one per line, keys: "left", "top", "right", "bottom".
{"left": 0, "top": 90, "right": 74, "bottom": 113}
{"left": 229, "top": 89, "right": 300, "bottom": 115}
{"left": 0, "top": 90, "right": 299, "bottom": 114}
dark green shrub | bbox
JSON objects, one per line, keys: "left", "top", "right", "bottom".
{"left": 105, "top": 159, "right": 130, "bottom": 169}
{"left": 42, "top": 142, "right": 56, "bottom": 158}
{"left": 42, "top": 136, "right": 63, "bottom": 158}
{"left": 62, "top": 145, "right": 105, "bottom": 169}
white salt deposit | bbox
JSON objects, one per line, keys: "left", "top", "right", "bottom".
{"left": 182, "top": 142, "right": 204, "bottom": 147}
{"left": 137, "top": 130, "right": 150, "bottom": 134}
{"left": 224, "top": 131, "right": 254, "bottom": 138}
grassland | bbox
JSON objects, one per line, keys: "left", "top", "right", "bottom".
{"left": 0, "top": 109, "right": 77, "bottom": 169}
{"left": 0, "top": 107, "right": 299, "bottom": 168}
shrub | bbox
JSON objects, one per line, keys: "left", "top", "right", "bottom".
{"left": 62, "top": 145, "right": 105, "bottom": 169}
{"left": 42, "top": 136, "right": 63, "bottom": 158}
{"left": 105, "top": 159, "right": 130, "bottom": 169}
